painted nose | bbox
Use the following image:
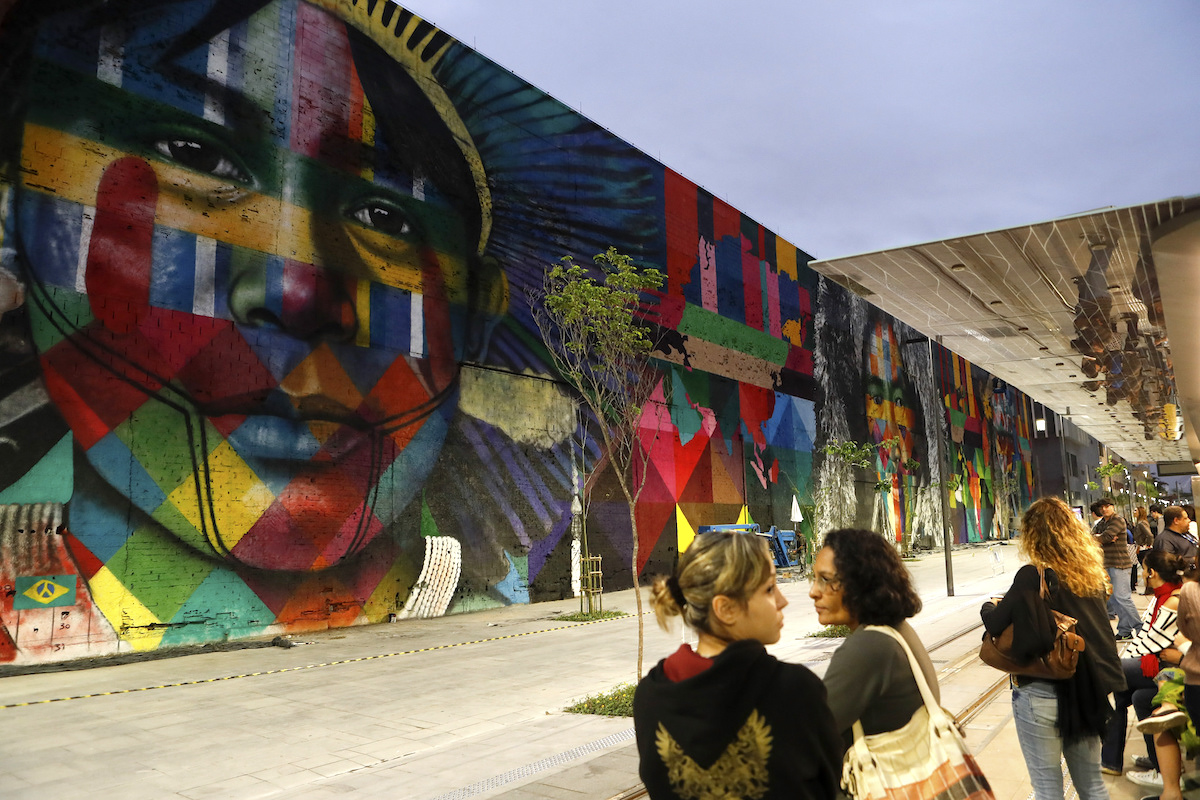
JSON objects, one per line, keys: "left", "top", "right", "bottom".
{"left": 230, "top": 259, "right": 357, "bottom": 342}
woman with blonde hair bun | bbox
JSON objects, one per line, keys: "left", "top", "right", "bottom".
{"left": 634, "top": 530, "right": 841, "bottom": 800}
{"left": 981, "top": 497, "right": 1124, "bottom": 800}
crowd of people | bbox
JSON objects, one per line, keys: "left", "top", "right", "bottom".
{"left": 631, "top": 497, "right": 1200, "bottom": 800}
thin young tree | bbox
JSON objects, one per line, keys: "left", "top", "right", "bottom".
{"left": 532, "top": 247, "right": 665, "bottom": 677}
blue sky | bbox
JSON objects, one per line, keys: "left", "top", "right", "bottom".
{"left": 407, "top": 1, "right": 1200, "bottom": 260}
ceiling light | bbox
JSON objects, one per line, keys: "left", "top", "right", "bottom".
{"left": 1106, "top": 284, "right": 1120, "bottom": 291}
{"left": 949, "top": 263, "right": 967, "bottom": 272}
{"left": 1017, "top": 326, "right": 1029, "bottom": 332}
{"left": 1039, "top": 346, "right": 1050, "bottom": 351}
{"left": 989, "top": 300, "right": 1003, "bottom": 306}
{"left": 1055, "top": 362, "right": 1064, "bottom": 366}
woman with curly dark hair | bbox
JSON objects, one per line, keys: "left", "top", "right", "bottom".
{"left": 809, "top": 528, "right": 937, "bottom": 747}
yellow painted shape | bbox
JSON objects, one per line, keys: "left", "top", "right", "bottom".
{"left": 676, "top": 506, "right": 696, "bottom": 553}
{"left": 736, "top": 506, "right": 753, "bottom": 525}
{"left": 361, "top": 96, "right": 376, "bottom": 180}
{"left": 87, "top": 567, "right": 167, "bottom": 651}
{"left": 18, "top": 124, "right": 476, "bottom": 299}
{"left": 776, "top": 240, "right": 798, "bottom": 280}
{"left": 355, "top": 280, "right": 372, "bottom": 348}
{"left": 781, "top": 318, "right": 804, "bottom": 348}
{"left": 362, "top": 553, "right": 422, "bottom": 620}
{"left": 167, "top": 442, "right": 275, "bottom": 550}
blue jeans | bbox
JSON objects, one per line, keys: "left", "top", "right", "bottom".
{"left": 1105, "top": 566, "right": 1140, "bottom": 637}
{"left": 1101, "top": 658, "right": 1158, "bottom": 770}
{"left": 1013, "top": 680, "right": 1110, "bottom": 800}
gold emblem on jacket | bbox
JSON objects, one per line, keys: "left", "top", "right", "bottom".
{"left": 655, "top": 710, "right": 773, "bottom": 800}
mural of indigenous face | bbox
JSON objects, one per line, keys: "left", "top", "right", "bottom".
{"left": 865, "top": 318, "right": 916, "bottom": 475}
{"left": 4, "top": 0, "right": 505, "bottom": 572}
{"left": 864, "top": 315, "right": 922, "bottom": 541}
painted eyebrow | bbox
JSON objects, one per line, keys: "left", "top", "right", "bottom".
{"left": 151, "top": 63, "right": 272, "bottom": 135}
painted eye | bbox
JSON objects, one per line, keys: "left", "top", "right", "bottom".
{"left": 872, "top": 394, "right": 884, "bottom": 405}
{"left": 348, "top": 200, "right": 414, "bottom": 237}
{"left": 153, "top": 138, "right": 248, "bottom": 182}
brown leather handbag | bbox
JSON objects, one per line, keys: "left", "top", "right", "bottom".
{"left": 979, "top": 568, "right": 1087, "bottom": 680}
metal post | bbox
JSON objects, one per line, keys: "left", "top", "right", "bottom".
{"left": 929, "top": 337, "right": 954, "bottom": 596}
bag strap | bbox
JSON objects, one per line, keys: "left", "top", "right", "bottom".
{"left": 859, "top": 624, "right": 941, "bottom": 713}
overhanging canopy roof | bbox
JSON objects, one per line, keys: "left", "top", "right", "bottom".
{"left": 810, "top": 196, "right": 1200, "bottom": 465}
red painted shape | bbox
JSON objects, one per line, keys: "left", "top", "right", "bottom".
{"left": 741, "top": 234, "right": 763, "bottom": 331}
{"left": 292, "top": 2, "right": 353, "bottom": 162}
{"left": 280, "top": 259, "right": 354, "bottom": 339}
{"left": 38, "top": 358, "right": 118, "bottom": 449}
{"left": 62, "top": 531, "right": 105, "bottom": 580}
{"left": 636, "top": 499, "right": 676, "bottom": 574}
{"left": 738, "top": 384, "right": 774, "bottom": 447}
{"left": 0, "top": 625, "right": 16, "bottom": 663}
{"left": 712, "top": 197, "right": 740, "bottom": 242}
{"left": 176, "top": 321, "right": 276, "bottom": 407}
{"left": 421, "top": 247, "right": 456, "bottom": 389}
{"left": 87, "top": 158, "right": 158, "bottom": 334}
{"left": 664, "top": 169, "right": 698, "bottom": 295}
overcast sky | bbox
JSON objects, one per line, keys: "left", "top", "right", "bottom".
{"left": 405, "top": 1, "right": 1199, "bottom": 261}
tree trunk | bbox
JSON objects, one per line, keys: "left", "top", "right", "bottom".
{"left": 622, "top": 484, "right": 644, "bottom": 680}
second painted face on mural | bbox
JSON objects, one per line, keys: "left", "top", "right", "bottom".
{"left": 865, "top": 317, "right": 917, "bottom": 474}
{"left": 7, "top": 0, "right": 505, "bottom": 571}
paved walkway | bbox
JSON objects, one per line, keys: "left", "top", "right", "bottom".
{"left": 0, "top": 544, "right": 1173, "bottom": 799}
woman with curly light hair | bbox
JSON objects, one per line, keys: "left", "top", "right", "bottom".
{"left": 981, "top": 497, "right": 1124, "bottom": 800}
{"left": 633, "top": 530, "right": 841, "bottom": 800}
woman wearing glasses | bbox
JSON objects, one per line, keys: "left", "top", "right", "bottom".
{"left": 633, "top": 530, "right": 842, "bottom": 800}
{"left": 809, "top": 528, "right": 938, "bottom": 748}
{"left": 980, "top": 497, "right": 1123, "bottom": 800}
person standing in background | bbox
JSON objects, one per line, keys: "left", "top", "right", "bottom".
{"left": 1092, "top": 498, "right": 1139, "bottom": 640}
{"left": 1155, "top": 507, "right": 1198, "bottom": 561}
{"left": 1134, "top": 506, "right": 1155, "bottom": 595}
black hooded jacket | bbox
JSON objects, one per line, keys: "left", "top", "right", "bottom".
{"left": 633, "top": 639, "right": 842, "bottom": 800}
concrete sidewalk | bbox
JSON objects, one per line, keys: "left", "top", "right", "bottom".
{"left": 0, "top": 544, "right": 1169, "bottom": 800}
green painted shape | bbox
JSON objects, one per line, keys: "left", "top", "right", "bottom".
{"left": 948, "top": 408, "right": 969, "bottom": 428}
{"left": 27, "top": 286, "right": 94, "bottom": 352}
{"left": 159, "top": 568, "right": 275, "bottom": 647}
{"left": 14, "top": 575, "right": 78, "bottom": 609}
{"left": 150, "top": 499, "right": 209, "bottom": 557}
{"left": 675, "top": 363, "right": 712, "bottom": 409}
{"left": 0, "top": 434, "right": 73, "bottom": 504}
{"left": 668, "top": 367, "right": 705, "bottom": 444}
{"left": 116, "top": 400, "right": 220, "bottom": 493}
{"left": 420, "top": 492, "right": 440, "bottom": 537}
{"left": 677, "top": 304, "right": 789, "bottom": 365}
{"left": 104, "top": 523, "right": 215, "bottom": 622}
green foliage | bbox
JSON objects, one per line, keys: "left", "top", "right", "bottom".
{"left": 564, "top": 683, "right": 636, "bottom": 716}
{"left": 820, "top": 439, "right": 879, "bottom": 470}
{"left": 1095, "top": 463, "right": 1125, "bottom": 480}
{"left": 1085, "top": 480, "right": 1100, "bottom": 491}
{"left": 541, "top": 248, "right": 665, "bottom": 395}
{"left": 556, "top": 609, "right": 628, "bottom": 622}
{"left": 808, "top": 624, "right": 853, "bottom": 638}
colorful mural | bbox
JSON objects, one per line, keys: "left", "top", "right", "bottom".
{"left": 0, "top": 0, "right": 1038, "bottom": 664}
{"left": 937, "top": 349, "right": 1036, "bottom": 542}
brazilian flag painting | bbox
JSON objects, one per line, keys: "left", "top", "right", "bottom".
{"left": 14, "top": 575, "right": 78, "bottom": 610}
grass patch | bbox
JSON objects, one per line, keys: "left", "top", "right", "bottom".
{"left": 556, "top": 609, "right": 628, "bottom": 622}
{"left": 565, "top": 683, "right": 636, "bottom": 717}
{"left": 808, "top": 624, "right": 853, "bottom": 638}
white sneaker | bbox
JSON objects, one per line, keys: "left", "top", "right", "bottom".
{"left": 1126, "top": 769, "right": 1164, "bottom": 788}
